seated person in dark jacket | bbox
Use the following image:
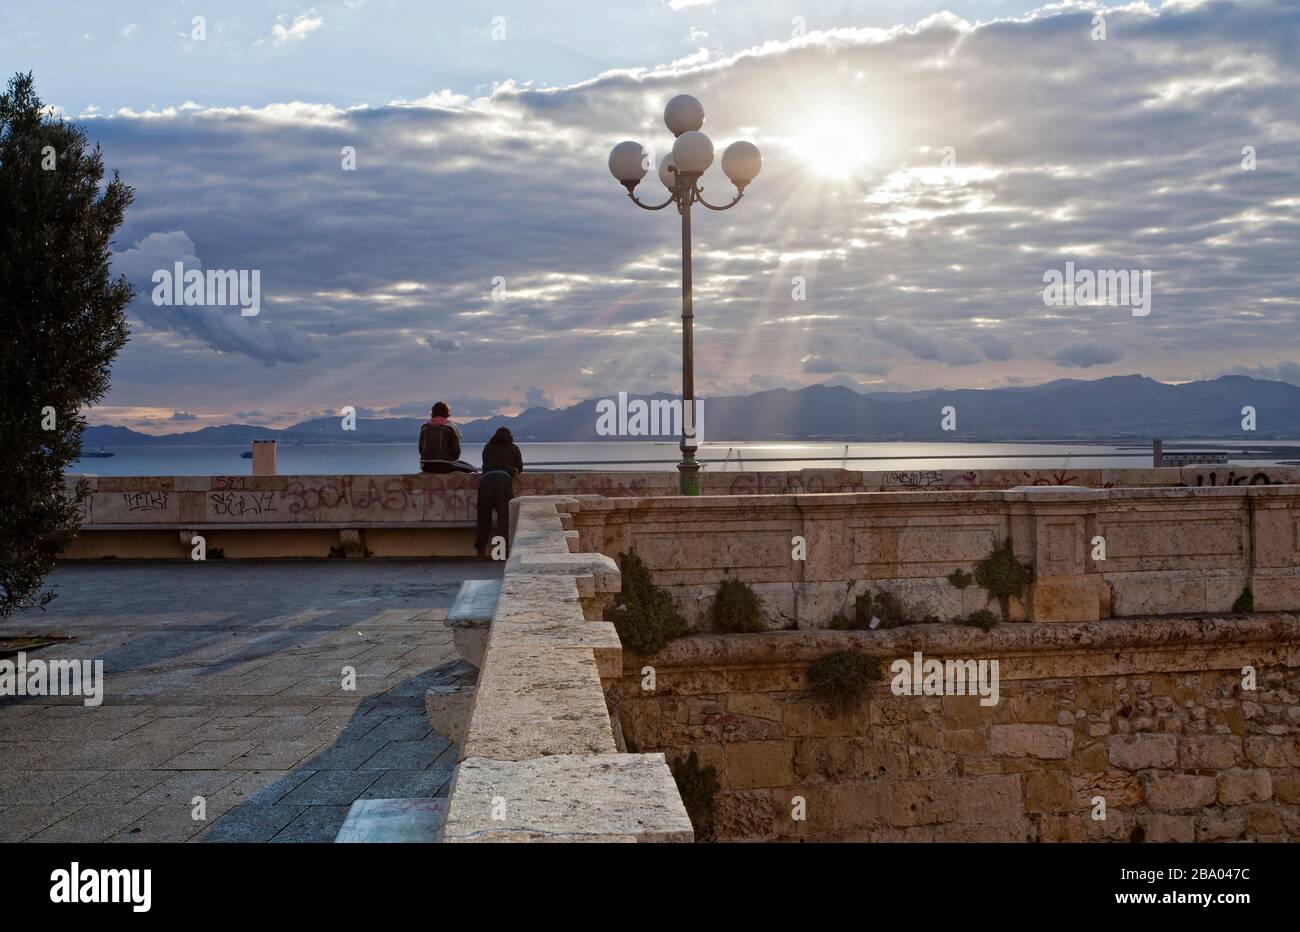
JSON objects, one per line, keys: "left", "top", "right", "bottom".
{"left": 476, "top": 427, "right": 524, "bottom": 557}
{"left": 418, "top": 401, "right": 475, "bottom": 473}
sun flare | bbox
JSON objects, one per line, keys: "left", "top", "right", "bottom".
{"left": 787, "top": 118, "right": 873, "bottom": 178}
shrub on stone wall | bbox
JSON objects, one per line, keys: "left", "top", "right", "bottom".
{"left": 1232, "top": 587, "right": 1254, "bottom": 613}
{"left": 947, "top": 568, "right": 974, "bottom": 589}
{"left": 670, "top": 750, "right": 719, "bottom": 842}
{"left": 608, "top": 550, "right": 687, "bottom": 653}
{"left": 808, "top": 650, "right": 882, "bottom": 704}
{"left": 974, "top": 539, "right": 1034, "bottom": 621}
{"left": 712, "top": 578, "right": 764, "bottom": 633}
{"left": 956, "top": 608, "right": 999, "bottom": 630}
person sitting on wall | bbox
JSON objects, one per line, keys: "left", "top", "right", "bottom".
{"left": 476, "top": 426, "right": 523, "bottom": 558}
{"left": 419, "top": 401, "right": 475, "bottom": 474}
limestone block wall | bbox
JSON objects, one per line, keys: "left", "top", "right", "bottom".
{"left": 609, "top": 617, "right": 1300, "bottom": 842}
{"left": 569, "top": 485, "right": 1300, "bottom": 628}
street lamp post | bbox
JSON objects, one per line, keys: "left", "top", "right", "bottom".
{"left": 608, "top": 96, "right": 762, "bottom": 495}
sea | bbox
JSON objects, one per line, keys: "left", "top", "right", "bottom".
{"left": 68, "top": 440, "right": 1300, "bottom": 477}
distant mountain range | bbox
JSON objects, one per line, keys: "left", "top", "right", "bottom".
{"left": 82, "top": 375, "right": 1300, "bottom": 448}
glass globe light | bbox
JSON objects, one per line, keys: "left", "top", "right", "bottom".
{"left": 721, "top": 140, "right": 762, "bottom": 190}
{"left": 663, "top": 95, "right": 705, "bottom": 137}
{"left": 671, "top": 130, "right": 714, "bottom": 175}
{"left": 608, "top": 140, "right": 648, "bottom": 189}
{"left": 658, "top": 153, "right": 679, "bottom": 191}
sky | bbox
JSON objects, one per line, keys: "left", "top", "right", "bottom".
{"left": 4, "top": 0, "right": 1299, "bottom": 432}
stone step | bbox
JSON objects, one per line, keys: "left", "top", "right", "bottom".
{"left": 335, "top": 798, "right": 447, "bottom": 843}
{"left": 445, "top": 578, "right": 502, "bottom": 630}
{"left": 446, "top": 578, "right": 502, "bottom": 667}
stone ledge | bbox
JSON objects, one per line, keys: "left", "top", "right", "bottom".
{"left": 440, "top": 754, "right": 693, "bottom": 843}
{"left": 626, "top": 612, "right": 1300, "bottom": 671}
{"left": 461, "top": 644, "right": 617, "bottom": 761}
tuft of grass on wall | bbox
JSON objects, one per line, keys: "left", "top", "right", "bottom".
{"left": 974, "top": 539, "right": 1035, "bottom": 621}
{"left": 1232, "top": 587, "right": 1254, "bottom": 614}
{"left": 608, "top": 550, "right": 687, "bottom": 653}
{"left": 956, "top": 608, "right": 999, "bottom": 630}
{"left": 712, "top": 578, "right": 765, "bottom": 633}
{"left": 808, "top": 650, "right": 882, "bottom": 704}
{"left": 670, "top": 750, "right": 719, "bottom": 842}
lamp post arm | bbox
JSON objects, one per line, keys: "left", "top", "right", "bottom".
{"left": 627, "top": 190, "right": 676, "bottom": 211}
{"left": 694, "top": 188, "right": 744, "bottom": 211}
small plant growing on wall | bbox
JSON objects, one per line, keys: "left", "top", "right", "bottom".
{"left": 947, "top": 568, "right": 973, "bottom": 590}
{"left": 974, "top": 539, "right": 1034, "bottom": 622}
{"left": 712, "top": 578, "right": 764, "bottom": 633}
{"left": 956, "top": 608, "right": 999, "bottom": 630}
{"left": 1232, "top": 587, "right": 1254, "bottom": 613}
{"left": 808, "top": 651, "right": 882, "bottom": 705}
{"left": 607, "top": 550, "right": 687, "bottom": 653}
{"left": 670, "top": 750, "right": 720, "bottom": 842}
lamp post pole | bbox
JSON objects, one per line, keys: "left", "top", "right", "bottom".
{"left": 608, "top": 96, "right": 763, "bottom": 495}
{"left": 679, "top": 176, "right": 697, "bottom": 494}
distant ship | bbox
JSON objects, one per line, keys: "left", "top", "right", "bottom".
{"left": 241, "top": 451, "right": 253, "bottom": 459}
{"left": 80, "top": 447, "right": 115, "bottom": 458}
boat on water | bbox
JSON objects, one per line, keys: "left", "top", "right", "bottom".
{"left": 80, "top": 447, "right": 115, "bottom": 458}
{"left": 241, "top": 451, "right": 253, "bottom": 459}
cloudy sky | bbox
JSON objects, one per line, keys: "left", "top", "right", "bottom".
{"left": 5, "top": 0, "right": 1299, "bottom": 432}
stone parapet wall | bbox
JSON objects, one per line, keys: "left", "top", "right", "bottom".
{"left": 67, "top": 465, "right": 1300, "bottom": 528}
{"left": 569, "top": 484, "right": 1300, "bottom": 628}
{"left": 609, "top": 617, "right": 1300, "bottom": 842}
{"left": 437, "top": 496, "right": 693, "bottom": 842}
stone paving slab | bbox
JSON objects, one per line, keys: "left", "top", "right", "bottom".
{"left": 2, "top": 561, "right": 496, "bottom": 842}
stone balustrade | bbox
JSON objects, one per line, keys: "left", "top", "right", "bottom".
{"left": 568, "top": 484, "right": 1300, "bottom": 627}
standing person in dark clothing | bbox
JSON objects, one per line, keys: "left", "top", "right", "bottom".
{"left": 475, "top": 427, "right": 523, "bottom": 558}
{"left": 419, "top": 401, "right": 474, "bottom": 473}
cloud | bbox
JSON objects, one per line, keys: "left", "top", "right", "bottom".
{"left": 75, "top": 1, "right": 1300, "bottom": 418}
{"left": 873, "top": 322, "right": 981, "bottom": 366}
{"left": 112, "top": 232, "right": 318, "bottom": 366}
{"left": 1051, "top": 341, "right": 1125, "bottom": 368}
{"left": 424, "top": 337, "right": 462, "bottom": 352}
{"left": 270, "top": 11, "right": 324, "bottom": 46}
{"left": 801, "top": 353, "right": 843, "bottom": 373}
{"left": 1221, "top": 360, "right": 1300, "bottom": 386}
{"left": 168, "top": 410, "right": 198, "bottom": 421}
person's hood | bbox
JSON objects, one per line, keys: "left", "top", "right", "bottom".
{"left": 426, "top": 416, "right": 453, "bottom": 426}
{"left": 489, "top": 427, "right": 513, "bottom": 444}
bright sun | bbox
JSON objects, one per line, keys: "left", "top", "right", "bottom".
{"left": 788, "top": 119, "right": 872, "bottom": 178}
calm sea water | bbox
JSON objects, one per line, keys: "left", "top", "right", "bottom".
{"left": 68, "top": 440, "right": 1300, "bottom": 477}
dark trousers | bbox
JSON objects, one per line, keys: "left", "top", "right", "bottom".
{"left": 475, "top": 472, "right": 513, "bottom": 553}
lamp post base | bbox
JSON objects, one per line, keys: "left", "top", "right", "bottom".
{"left": 677, "top": 453, "right": 700, "bottom": 496}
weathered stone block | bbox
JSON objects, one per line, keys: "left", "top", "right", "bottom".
{"left": 891, "top": 780, "right": 957, "bottom": 826}
{"left": 1108, "top": 733, "right": 1177, "bottom": 770}
{"left": 725, "top": 741, "right": 795, "bottom": 790}
{"left": 441, "top": 754, "right": 692, "bottom": 843}
{"left": 1143, "top": 773, "right": 1216, "bottom": 812}
{"left": 1025, "top": 770, "right": 1071, "bottom": 813}
{"left": 1217, "top": 768, "right": 1271, "bottom": 805}
{"left": 1142, "top": 813, "right": 1195, "bottom": 843}
{"left": 990, "top": 724, "right": 1073, "bottom": 760}
{"left": 1178, "top": 735, "right": 1242, "bottom": 770}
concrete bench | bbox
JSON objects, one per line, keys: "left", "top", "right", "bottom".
{"left": 335, "top": 798, "right": 446, "bottom": 842}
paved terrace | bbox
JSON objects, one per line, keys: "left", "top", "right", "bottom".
{"left": 0, "top": 560, "right": 500, "bottom": 842}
